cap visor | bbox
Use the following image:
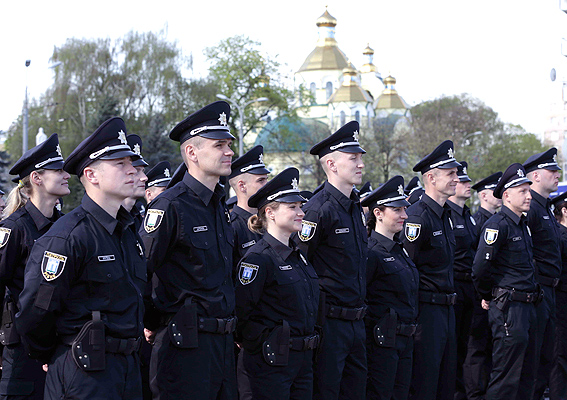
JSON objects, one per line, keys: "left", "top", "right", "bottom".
{"left": 438, "top": 160, "right": 462, "bottom": 169}
{"left": 99, "top": 149, "right": 137, "bottom": 160}
{"left": 508, "top": 178, "right": 532, "bottom": 189}
{"left": 339, "top": 145, "right": 366, "bottom": 154}
{"left": 200, "top": 131, "right": 236, "bottom": 140}
{"left": 458, "top": 176, "right": 472, "bottom": 182}
{"left": 386, "top": 198, "right": 411, "bottom": 207}
{"left": 133, "top": 159, "right": 149, "bottom": 167}
{"left": 276, "top": 194, "right": 306, "bottom": 203}
{"left": 248, "top": 167, "right": 271, "bottom": 175}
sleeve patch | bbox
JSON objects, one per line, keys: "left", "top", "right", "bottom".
{"left": 144, "top": 209, "right": 165, "bottom": 233}
{"left": 299, "top": 221, "right": 317, "bottom": 242}
{"left": 484, "top": 247, "right": 494, "bottom": 260}
{"left": 34, "top": 283, "right": 55, "bottom": 310}
{"left": 405, "top": 223, "right": 421, "bottom": 242}
{"left": 0, "top": 227, "right": 11, "bottom": 248}
{"left": 239, "top": 263, "right": 259, "bottom": 285}
{"left": 41, "top": 251, "right": 67, "bottom": 281}
{"left": 484, "top": 229, "right": 499, "bottom": 245}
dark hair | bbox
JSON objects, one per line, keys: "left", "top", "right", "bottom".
{"left": 247, "top": 201, "right": 281, "bottom": 234}
{"left": 554, "top": 200, "right": 567, "bottom": 222}
{"left": 366, "top": 204, "right": 387, "bottom": 236}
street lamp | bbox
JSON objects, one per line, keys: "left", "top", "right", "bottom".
{"left": 22, "top": 60, "right": 31, "bottom": 155}
{"left": 216, "top": 94, "right": 269, "bottom": 156}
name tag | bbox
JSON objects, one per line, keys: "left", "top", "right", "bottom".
{"left": 193, "top": 226, "right": 208, "bottom": 232}
{"left": 512, "top": 236, "right": 522, "bottom": 241}
{"left": 242, "top": 240, "right": 256, "bottom": 248}
{"left": 433, "top": 230, "right": 443, "bottom": 236}
{"left": 383, "top": 257, "right": 395, "bottom": 262}
{"left": 335, "top": 228, "right": 349, "bottom": 234}
{"left": 279, "top": 265, "right": 292, "bottom": 271}
{"left": 98, "top": 255, "right": 115, "bottom": 262}
{"left": 543, "top": 216, "right": 550, "bottom": 220}
{"left": 456, "top": 225, "right": 464, "bottom": 229}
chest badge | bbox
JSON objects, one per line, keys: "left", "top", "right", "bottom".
{"left": 0, "top": 228, "right": 11, "bottom": 249}
{"left": 144, "top": 209, "right": 165, "bottom": 233}
{"left": 484, "top": 228, "right": 499, "bottom": 245}
{"left": 239, "top": 262, "right": 259, "bottom": 285}
{"left": 299, "top": 220, "right": 317, "bottom": 242}
{"left": 405, "top": 223, "right": 421, "bottom": 242}
{"left": 41, "top": 251, "right": 67, "bottom": 281}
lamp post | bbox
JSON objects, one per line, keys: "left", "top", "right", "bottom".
{"left": 22, "top": 60, "right": 31, "bottom": 155}
{"left": 216, "top": 94, "right": 268, "bottom": 156}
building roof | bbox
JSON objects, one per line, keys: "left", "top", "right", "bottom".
{"left": 375, "top": 75, "right": 408, "bottom": 110}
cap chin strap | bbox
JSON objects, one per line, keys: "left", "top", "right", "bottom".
{"left": 329, "top": 141, "right": 360, "bottom": 151}
{"left": 504, "top": 177, "right": 529, "bottom": 189}
{"left": 35, "top": 156, "right": 64, "bottom": 169}
{"left": 189, "top": 125, "right": 230, "bottom": 136}
{"left": 147, "top": 177, "right": 172, "bottom": 187}
{"left": 537, "top": 162, "right": 559, "bottom": 169}
{"left": 240, "top": 163, "right": 266, "bottom": 173}
{"left": 267, "top": 189, "right": 300, "bottom": 201}
{"left": 429, "top": 157, "right": 456, "bottom": 169}
{"left": 375, "top": 195, "right": 407, "bottom": 206}
{"left": 89, "top": 144, "right": 132, "bottom": 160}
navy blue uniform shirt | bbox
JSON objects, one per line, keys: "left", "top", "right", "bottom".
{"left": 140, "top": 171, "right": 235, "bottom": 323}
{"left": 473, "top": 205, "right": 537, "bottom": 300}
{"left": 230, "top": 205, "right": 262, "bottom": 267}
{"left": 366, "top": 230, "right": 419, "bottom": 324}
{"left": 402, "top": 193, "right": 456, "bottom": 293}
{"left": 297, "top": 181, "right": 367, "bottom": 308}
{"left": 473, "top": 207, "right": 493, "bottom": 236}
{"left": 17, "top": 195, "right": 146, "bottom": 362}
{"left": 446, "top": 201, "right": 478, "bottom": 274}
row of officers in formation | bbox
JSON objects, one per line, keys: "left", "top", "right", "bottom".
{"left": 0, "top": 99, "right": 565, "bottom": 400}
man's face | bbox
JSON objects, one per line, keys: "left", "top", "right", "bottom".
{"left": 133, "top": 166, "right": 147, "bottom": 198}
{"left": 538, "top": 168, "right": 560, "bottom": 193}
{"left": 194, "top": 138, "right": 234, "bottom": 177}
{"left": 243, "top": 173, "right": 268, "bottom": 198}
{"left": 95, "top": 157, "right": 137, "bottom": 200}
{"left": 454, "top": 180, "right": 472, "bottom": 200}
{"left": 333, "top": 151, "right": 365, "bottom": 186}
{"left": 505, "top": 183, "right": 532, "bottom": 214}
{"left": 482, "top": 189, "right": 502, "bottom": 210}
{"left": 432, "top": 167, "right": 459, "bottom": 197}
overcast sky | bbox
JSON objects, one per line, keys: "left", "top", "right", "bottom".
{"left": 2, "top": 0, "right": 566, "bottom": 137}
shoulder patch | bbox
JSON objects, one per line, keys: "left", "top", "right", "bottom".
{"left": 405, "top": 223, "right": 421, "bottom": 242}
{"left": 239, "top": 262, "right": 259, "bottom": 285}
{"left": 0, "top": 227, "right": 11, "bottom": 248}
{"left": 144, "top": 209, "right": 165, "bottom": 233}
{"left": 484, "top": 228, "right": 499, "bottom": 245}
{"left": 41, "top": 251, "right": 67, "bottom": 281}
{"left": 299, "top": 220, "right": 317, "bottom": 242}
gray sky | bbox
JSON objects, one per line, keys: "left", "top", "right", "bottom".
{"left": 1, "top": 0, "right": 565, "bottom": 137}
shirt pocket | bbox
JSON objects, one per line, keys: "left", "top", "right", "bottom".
{"left": 84, "top": 258, "right": 126, "bottom": 302}
{"left": 275, "top": 267, "right": 301, "bottom": 286}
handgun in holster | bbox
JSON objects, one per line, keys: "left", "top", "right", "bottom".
{"left": 71, "top": 311, "right": 105, "bottom": 371}
{"left": 262, "top": 320, "right": 290, "bottom": 367}
{"left": 168, "top": 297, "right": 199, "bottom": 349}
{"left": 373, "top": 308, "right": 397, "bottom": 348}
{"left": 0, "top": 297, "right": 20, "bottom": 346}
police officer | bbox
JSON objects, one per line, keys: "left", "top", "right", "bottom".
{"left": 297, "top": 121, "right": 367, "bottom": 400}
{"left": 361, "top": 175, "right": 418, "bottom": 400}
{"left": 235, "top": 167, "right": 319, "bottom": 400}
{"left": 404, "top": 176, "right": 424, "bottom": 206}
{"left": 551, "top": 191, "right": 567, "bottom": 399}
{"left": 0, "top": 134, "right": 69, "bottom": 400}
{"left": 16, "top": 117, "right": 146, "bottom": 400}
{"left": 401, "top": 140, "right": 459, "bottom": 400}
{"left": 464, "top": 171, "right": 502, "bottom": 400}
{"left": 140, "top": 101, "right": 237, "bottom": 400}
{"left": 124, "top": 134, "right": 149, "bottom": 229}
{"left": 446, "top": 161, "right": 478, "bottom": 400}
{"left": 472, "top": 163, "right": 539, "bottom": 400}
{"left": 144, "top": 161, "right": 172, "bottom": 204}
{"left": 228, "top": 145, "right": 270, "bottom": 264}
{"left": 523, "top": 148, "right": 562, "bottom": 400}
{"left": 359, "top": 181, "right": 373, "bottom": 216}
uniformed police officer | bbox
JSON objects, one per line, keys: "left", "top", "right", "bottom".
{"left": 140, "top": 101, "right": 237, "bottom": 400}
{"left": 401, "top": 140, "right": 459, "bottom": 400}
{"left": 523, "top": 148, "right": 562, "bottom": 400}
{"left": 446, "top": 161, "right": 478, "bottom": 400}
{"left": 235, "top": 167, "right": 319, "bottom": 400}
{"left": 404, "top": 176, "right": 424, "bottom": 206}
{"left": 464, "top": 171, "right": 502, "bottom": 400}
{"left": 144, "top": 161, "right": 172, "bottom": 204}
{"left": 0, "top": 134, "right": 69, "bottom": 400}
{"left": 359, "top": 181, "right": 373, "bottom": 216}
{"left": 124, "top": 134, "right": 148, "bottom": 230}
{"left": 550, "top": 190, "right": 567, "bottom": 399}
{"left": 361, "top": 175, "right": 418, "bottom": 400}
{"left": 472, "top": 163, "right": 539, "bottom": 400}
{"left": 297, "top": 121, "right": 367, "bottom": 400}
{"left": 16, "top": 117, "right": 146, "bottom": 400}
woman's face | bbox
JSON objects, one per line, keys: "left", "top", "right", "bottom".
{"left": 268, "top": 201, "right": 305, "bottom": 235}
{"left": 376, "top": 205, "right": 408, "bottom": 235}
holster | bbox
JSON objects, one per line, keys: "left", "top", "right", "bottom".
{"left": 373, "top": 309, "right": 397, "bottom": 348}
{"left": 262, "top": 320, "right": 290, "bottom": 367}
{"left": 0, "top": 297, "right": 20, "bottom": 346}
{"left": 168, "top": 298, "right": 198, "bottom": 349}
{"left": 71, "top": 311, "right": 105, "bottom": 371}
{"left": 494, "top": 290, "right": 510, "bottom": 311}
{"left": 534, "top": 284, "right": 545, "bottom": 306}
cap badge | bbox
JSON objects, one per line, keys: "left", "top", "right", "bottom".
{"left": 291, "top": 178, "right": 298, "bottom": 190}
{"left": 517, "top": 168, "right": 525, "bottom": 178}
{"left": 553, "top": 154, "right": 557, "bottom": 162}
{"left": 448, "top": 148, "right": 454, "bottom": 158}
{"left": 118, "top": 130, "right": 127, "bottom": 145}
{"left": 133, "top": 143, "right": 141, "bottom": 156}
{"left": 398, "top": 185, "right": 404, "bottom": 196}
{"left": 463, "top": 166, "right": 467, "bottom": 175}
{"left": 259, "top": 153, "right": 264, "bottom": 164}
{"left": 353, "top": 130, "right": 360, "bottom": 142}
{"left": 56, "top": 144, "right": 63, "bottom": 157}
{"left": 164, "top": 168, "right": 170, "bottom": 178}
{"left": 218, "top": 112, "right": 228, "bottom": 126}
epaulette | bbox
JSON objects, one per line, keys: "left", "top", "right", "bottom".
{"left": 49, "top": 208, "right": 88, "bottom": 240}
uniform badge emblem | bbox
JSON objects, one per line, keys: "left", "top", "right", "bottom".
{"left": 118, "top": 130, "right": 128, "bottom": 145}
{"left": 484, "top": 228, "right": 499, "bottom": 245}
{"left": 470, "top": 216, "right": 476, "bottom": 225}
{"left": 56, "top": 144, "right": 63, "bottom": 157}
{"left": 299, "top": 220, "right": 317, "bottom": 242}
{"left": 164, "top": 168, "right": 170, "bottom": 178}
{"left": 405, "top": 223, "right": 421, "bottom": 242}
{"left": 300, "top": 253, "right": 308, "bottom": 265}
{"left": 449, "top": 218, "right": 454, "bottom": 229}
{"left": 527, "top": 226, "right": 531, "bottom": 236}
{"left": 0, "top": 228, "right": 11, "bottom": 248}
{"left": 218, "top": 112, "right": 228, "bottom": 126}
{"left": 239, "top": 263, "right": 259, "bottom": 285}
{"left": 41, "top": 251, "right": 67, "bottom": 281}
{"left": 144, "top": 209, "right": 165, "bottom": 233}
{"left": 361, "top": 211, "right": 366, "bottom": 226}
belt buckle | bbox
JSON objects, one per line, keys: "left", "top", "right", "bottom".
{"left": 224, "top": 317, "right": 236, "bottom": 334}
{"left": 526, "top": 293, "right": 532, "bottom": 302}
{"left": 553, "top": 278, "right": 560, "bottom": 288}
{"left": 355, "top": 307, "right": 365, "bottom": 320}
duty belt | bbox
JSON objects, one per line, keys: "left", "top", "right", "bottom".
{"left": 61, "top": 335, "right": 141, "bottom": 355}
{"left": 396, "top": 323, "right": 418, "bottom": 337}
{"left": 454, "top": 272, "right": 473, "bottom": 282}
{"left": 197, "top": 316, "right": 238, "bottom": 334}
{"left": 289, "top": 334, "right": 320, "bottom": 351}
{"left": 537, "top": 275, "right": 560, "bottom": 288}
{"left": 326, "top": 304, "right": 367, "bottom": 321}
{"left": 492, "top": 287, "right": 539, "bottom": 303}
{"left": 419, "top": 291, "right": 457, "bottom": 305}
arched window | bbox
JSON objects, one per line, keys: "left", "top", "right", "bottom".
{"left": 326, "top": 82, "right": 333, "bottom": 100}
{"left": 340, "top": 111, "right": 346, "bottom": 126}
{"left": 310, "top": 83, "right": 316, "bottom": 104}
{"left": 355, "top": 111, "right": 361, "bottom": 123}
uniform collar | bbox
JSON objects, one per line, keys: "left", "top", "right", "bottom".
{"left": 370, "top": 230, "right": 397, "bottom": 252}
{"left": 478, "top": 207, "right": 493, "bottom": 218}
{"left": 446, "top": 200, "right": 464, "bottom": 215}
{"left": 81, "top": 194, "right": 134, "bottom": 235}
{"left": 501, "top": 205, "right": 523, "bottom": 225}
{"left": 324, "top": 181, "right": 357, "bottom": 211}
{"left": 24, "top": 200, "right": 56, "bottom": 231}
{"left": 263, "top": 232, "right": 296, "bottom": 260}
{"left": 530, "top": 189, "right": 549, "bottom": 208}
{"left": 182, "top": 172, "right": 225, "bottom": 206}
{"left": 232, "top": 205, "right": 253, "bottom": 219}
{"left": 421, "top": 193, "right": 445, "bottom": 218}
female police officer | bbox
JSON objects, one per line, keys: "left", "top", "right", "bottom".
{"left": 0, "top": 133, "right": 70, "bottom": 399}
{"left": 361, "top": 175, "right": 419, "bottom": 400}
{"left": 235, "top": 167, "right": 319, "bottom": 400}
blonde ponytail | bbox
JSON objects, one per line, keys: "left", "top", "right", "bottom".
{"left": 3, "top": 177, "right": 31, "bottom": 219}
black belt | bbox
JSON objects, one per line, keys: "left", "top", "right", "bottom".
{"left": 492, "top": 287, "right": 539, "bottom": 303}
{"left": 454, "top": 272, "right": 473, "bottom": 282}
{"left": 60, "top": 335, "right": 141, "bottom": 355}
{"left": 396, "top": 323, "right": 418, "bottom": 337}
{"left": 538, "top": 275, "right": 560, "bottom": 288}
{"left": 326, "top": 304, "right": 367, "bottom": 321}
{"left": 419, "top": 291, "right": 457, "bottom": 305}
{"left": 289, "top": 334, "right": 320, "bottom": 351}
{"left": 197, "top": 316, "right": 238, "bottom": 334}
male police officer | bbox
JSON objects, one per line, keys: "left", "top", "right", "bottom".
{"left": 472, "top": 163, "right": 539, "bottom": 400}
{"left": 405, "top": 176, "right": 425, "bottom": 205}
{"left": 124, "top": 134, "right": 149, "bottom": 229}
{"left": 144, "top": 161, "right": 172, "bottom": 204}
{"left": 140, "top": 101, "right": 237, "bottom": 400}
{"left": 17, "top": 117, "right": 146, "bottom": 400}
{"left": 464, "top": 171, "right": 502, "bottom": 400}
{"left": 298, "top": 121, "right": 367, "bottom": 400}
{"left": 523, "top": 148, "right": 562, "bottom": 400}
{"left": 402, "top": 140, "right": 460, "bottom": 400}
{"left": 446, "top": 161, "right": 478, "bottom": 400}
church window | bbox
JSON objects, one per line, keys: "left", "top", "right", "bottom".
{"left": 326, "top": 82, "right": 333, "bottom": 100}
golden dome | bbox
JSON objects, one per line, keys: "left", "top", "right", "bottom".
{"left": 298, "top": 46, "right": 350, "bottom": 71}
{"left": 342, "top": 66, "right": 357, "bottom": 76}
{"left": 375, "top": 75, "right": 408, "bottom": 110}
{"left": 363, "top": 44, "right": 374, "bottom": 55}
{"left": 316, "top": 8, "right": 337, "bottom": 27}
{"left": 328, "top": 85, "right": 373, "bottom": 103}
{"left": 383, "top": 75, "right": 396, "bottom": 85}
